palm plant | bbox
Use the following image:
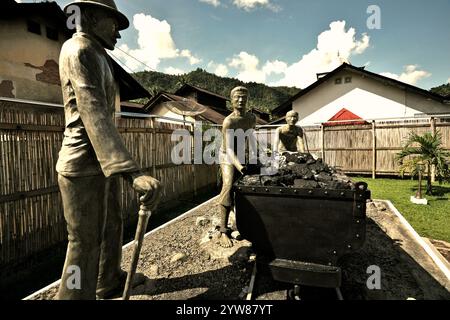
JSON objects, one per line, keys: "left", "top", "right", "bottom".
{"left": 396, "top": 131, "right": 450, "bottom": 195}
{"left": 398, "top": 157, "right": 426, "bottom": 199}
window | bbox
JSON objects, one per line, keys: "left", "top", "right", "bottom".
{"left": 27, "top": 20, "right": 41, "bottom": 35}
{"left": 46, "top": 26, "right": 58, "bottom": 41}
{"left": 345, "top": 76, "right": 352, "bottom": 83}
{"left": 335, "top": 78, "right": 342, "bottom": 85}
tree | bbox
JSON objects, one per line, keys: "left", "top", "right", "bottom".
{"left": 398, "top": 157, "right": 426, "bottom": 199}
{"left": 132, "top": 69, "right": 299, "bottom": 113}
{"left": 396, "top": 131, "right": 450, "bottom": 195}
{"left": 176, "top": 74, "right": 189, "bottom": 89}
{"left": 149, "top": 86, "right": 161, "bottom": 98}
{"left": 430, "top": 83, "right": 450, "bottom": 97}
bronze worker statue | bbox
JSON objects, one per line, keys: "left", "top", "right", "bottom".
{"left": 217, "top": 86, "right": 257, "bottom": 248}
{"left": 56, "top": 0, "right": 161, "bottom": 300}
{"left": 273, "top": 110, "right": 306, "bottom": 154}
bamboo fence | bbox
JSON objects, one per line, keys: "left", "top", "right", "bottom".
{"left": 257, "top": 117, "right": 450, "bottom": 178}
{"left": 0, "top": 100, "right": 217, "bottom": 268}
{"left": 2, "top": 97, "right": 450, "bottom": 269}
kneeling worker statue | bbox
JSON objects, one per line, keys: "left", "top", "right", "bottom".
{"left": 56, "top": 0, "right": 161, "bottom": 300}
{"left": 273, "top": 110, "right": 306, "bottom": 154}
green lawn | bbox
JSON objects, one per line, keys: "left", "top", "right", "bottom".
{"left": 354, "top": 177, "right": 450, "bottom": 243}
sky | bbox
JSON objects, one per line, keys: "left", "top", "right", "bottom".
{"left": 26, "top": 0, "right": 450, "bottom": 90}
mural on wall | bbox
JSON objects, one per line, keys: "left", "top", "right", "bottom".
{"left": 0, "top": 80, "right": 15, "bottom": 98}
{"left": 24, "top": 59, "right": 60, "bottom": 86}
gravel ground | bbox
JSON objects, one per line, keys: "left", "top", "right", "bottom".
{"left": 340, "top": 201, "right": 449, "bottom": 300}
{"left": 31, "top": 198, "right": 450, "bottom": 300}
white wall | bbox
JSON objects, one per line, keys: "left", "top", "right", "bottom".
{"left": 151, "top": 103, "right": 195, "bottom": 125}
{"left": 298, "top": 87, "right": 419, "bottom": 125}
{"left": 292, "top": 70, "right": 450, "bottom": 125}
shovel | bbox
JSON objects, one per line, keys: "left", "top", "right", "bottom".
{"left": 122, "top": 199, "right": 152, "bottom": 300}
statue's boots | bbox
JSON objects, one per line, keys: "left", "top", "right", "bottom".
{"left": 96, "top": 269, "right": 127, "bottom": 299}
{"left": 96, "top": 177, "right": 145, "bottom": 299}
{"left": 96, "top": 271, "right": 147, "bottom": 299}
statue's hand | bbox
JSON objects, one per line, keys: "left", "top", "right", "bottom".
{"left": 131, "top": 173, "right": 162, "bottom": 211}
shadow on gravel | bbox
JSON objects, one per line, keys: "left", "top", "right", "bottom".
{"left": 129, "top": 247, "right": 253, "bottom": 300}
{"left": 340, "top": 218, "right": 450, "bottom": 300}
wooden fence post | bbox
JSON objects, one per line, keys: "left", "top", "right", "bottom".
{"left": 372, "top": 120, "right": 377, "bottom": 179}
{"left": 431, "top": 117, "right": 436, "bottom": 183}
{"left": 321, "top": 125, "right": 325, "bottom": 162}
{"left": 191, "top": 119, "right": 197, "bottom": 198}
{"left": 150, "top": 117, "right": 156, "bottom": 178}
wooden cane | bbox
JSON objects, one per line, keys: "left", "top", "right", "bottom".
{"left": 122, "top": 208, "right": 152, "bottom": 300}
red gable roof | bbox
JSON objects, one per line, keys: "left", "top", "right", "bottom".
{"left": 324, "top": 108, "right": 368, "bottom": 126}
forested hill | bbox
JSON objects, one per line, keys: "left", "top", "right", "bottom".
{"left": 133, "top": 68, "right": 299, "bottom": 113}
{"left": 430, "top": 83, "right": 450, "bottom": 97}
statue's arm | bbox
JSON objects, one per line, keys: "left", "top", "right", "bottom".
{"left": 222, "top": 119, "right": 244, "bottom": 172}
{"left": 297, "top": 128, "right": 306, "bottom": 153}
{"left": 273, "top": 127, "right": 281, "bottom": 154}
{"left": 247, "top": 115, "right": 259, "bottom": 163}
{"left": 68, "top": 47, "right": 140, "bottom": 177}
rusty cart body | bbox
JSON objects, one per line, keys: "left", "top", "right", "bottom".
{"left": 233, "top": 182, "right": 370, "bottom": 288}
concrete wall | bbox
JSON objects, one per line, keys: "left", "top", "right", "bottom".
{"left": 0, "top": 16, "right": 68, "bottom": 104}
{"left": 293, "top": 70, "right": 450, "bottom": 125}
{"left": 151, "top": 103, "right": 196, "bottom": 125}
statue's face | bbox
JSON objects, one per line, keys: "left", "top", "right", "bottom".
{"left": 286, "top": 113, "right": 299, "bottom": 125}
{"left": 231, "top": 91, "right": 248, "bottom": 112}
{"left": 91, "top": 11, "right": 121, "bottom": 50}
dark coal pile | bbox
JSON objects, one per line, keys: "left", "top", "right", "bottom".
{"left": 239, "top": 152, "right": 355, "bottom": 190}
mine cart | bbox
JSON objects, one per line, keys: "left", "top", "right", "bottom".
{"left": 233, "top": 181, "right": 370, "bottom": 290}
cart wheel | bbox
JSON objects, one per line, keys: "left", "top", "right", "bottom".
{"left": 287, "top": 285, "right": 301, "bottom": 300}
{"left": 355, "top": 182, "right": 368, "bottom": 192}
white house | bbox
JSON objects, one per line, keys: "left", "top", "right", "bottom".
{"left": 272, "top": 63, "right": 450, "bottom": 125}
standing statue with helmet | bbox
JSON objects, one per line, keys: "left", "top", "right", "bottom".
{"left": 56, "top": 0, "right": 161, "bottom": 300}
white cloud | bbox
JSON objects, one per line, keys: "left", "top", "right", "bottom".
{"left": 165, "top": 67, "right": 185, "bottom": 75}
{"left": 227, "top": 52, "right": 288, "bottom": 83}
{"left": 233, "top": 0, "right": 281, "bottom": 12}
{"left": 207, "top": 61, "right": 229, "bottom": 77}
{"left": 380, "top": 65, "right": 431, "bottom": 85}
{"left": 222, "top": 20, "right": 426, "bottom": 89}
{"left": 262, "top": 60, "right": 287, "bottom": 75}
{"left": 215, "top": 64, "right": 229, "bottom": 77}
{"left": 199, "top": 0, "right": 221, "bottom": 7}
{"left": 180, "top": 50, "right": 202, "bottom": 65}
{"left": 229, "top": 52, "right": 266, "bottom": 83}
{"left": 274, "top": 21, "right": 370, "bottom": 88}
{"left": 447, "top": 78, "right": 450, "bottom": 84}
{"left": 113, "top": 13, "right": 201, "bottom": 72}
